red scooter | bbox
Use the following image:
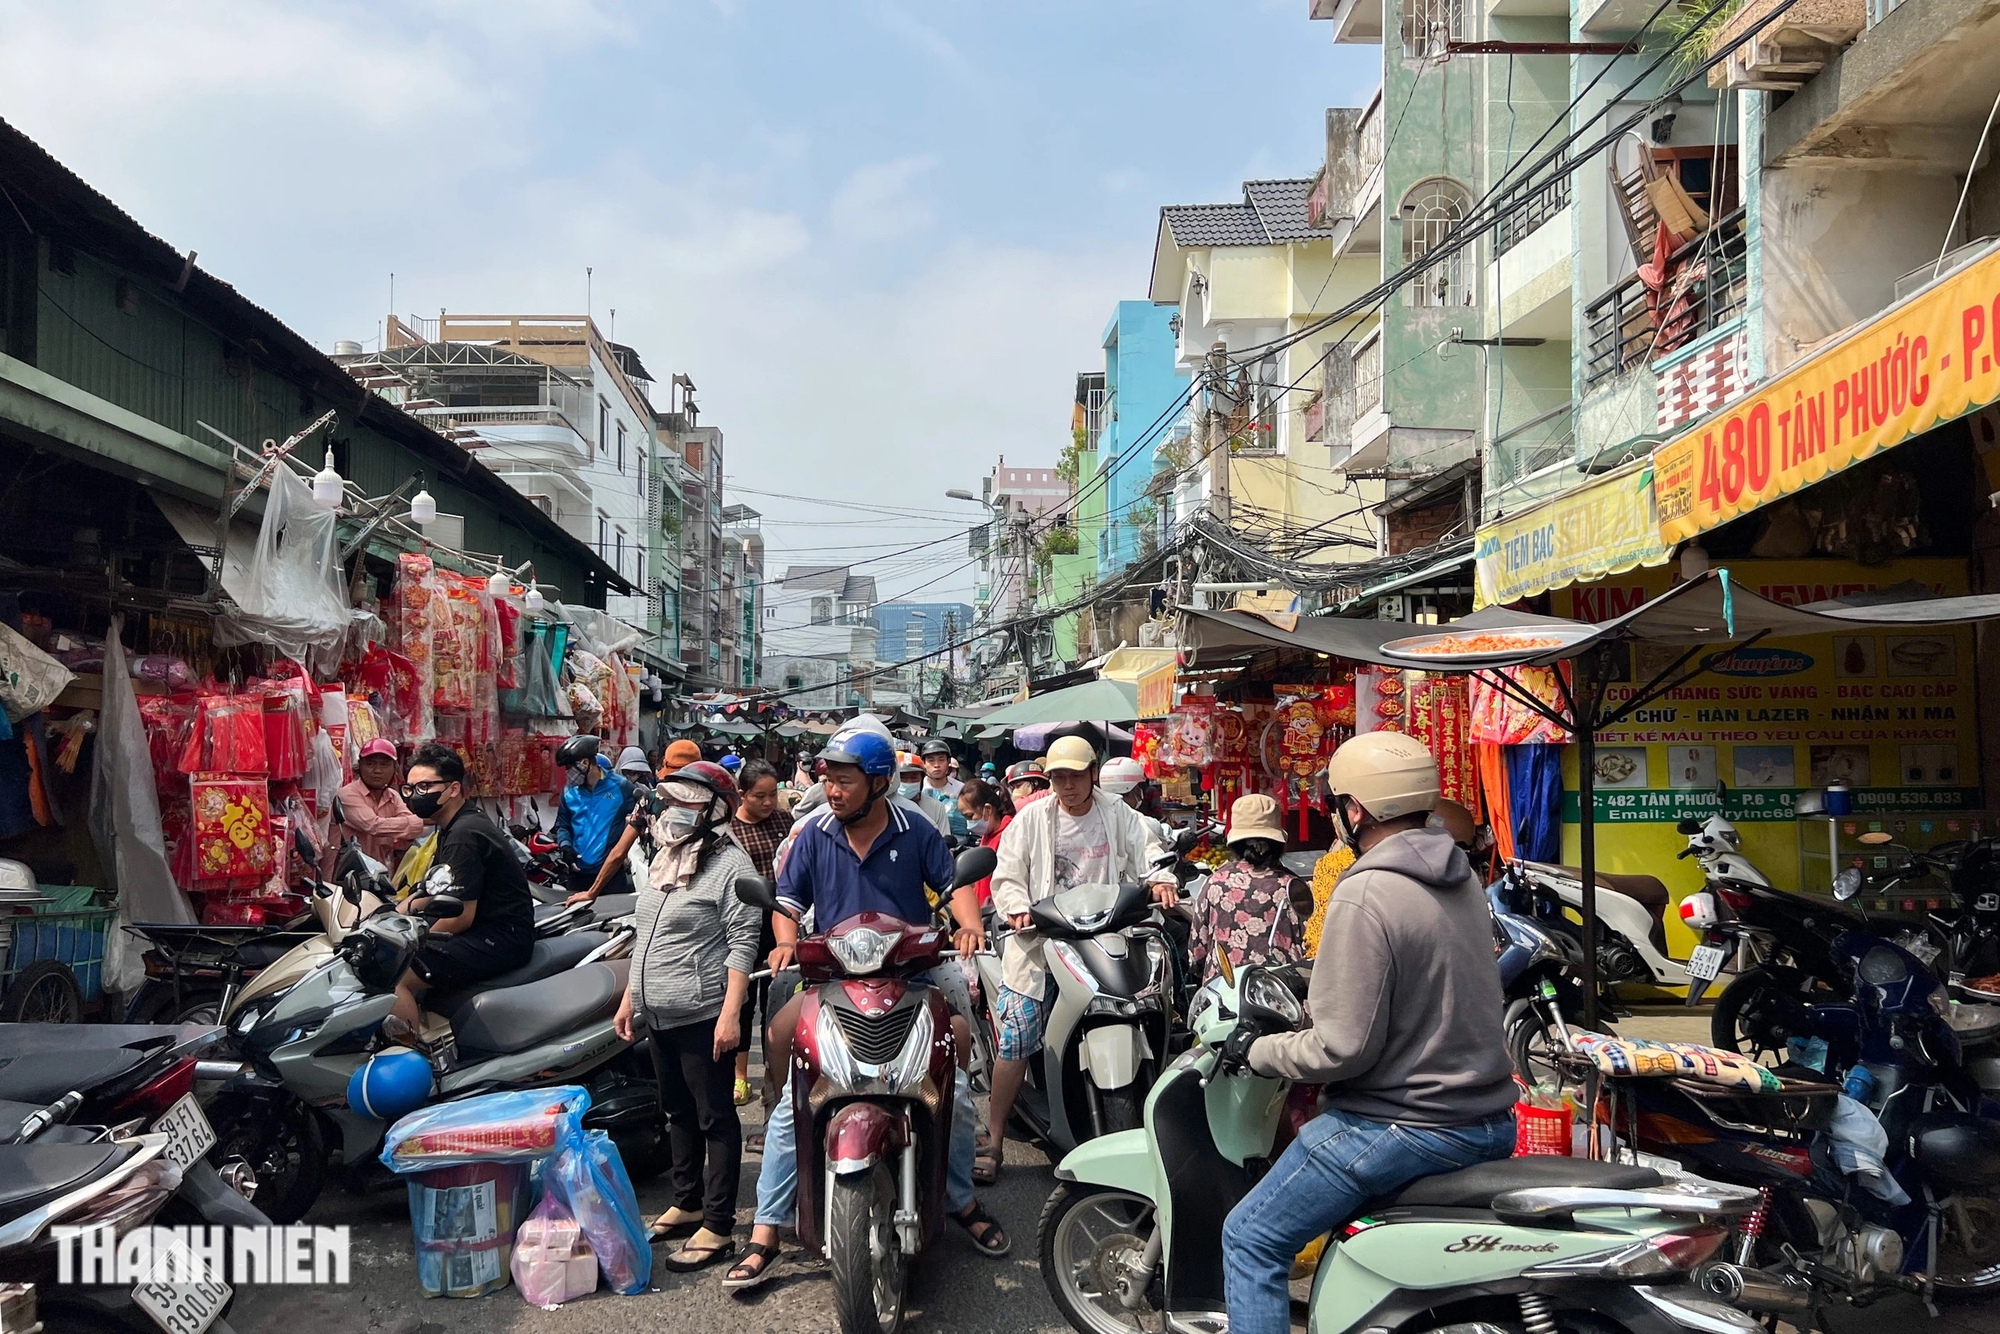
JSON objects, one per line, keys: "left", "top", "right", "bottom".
{"left": 737, "top": 846, "right": 993, "bottom": 1334}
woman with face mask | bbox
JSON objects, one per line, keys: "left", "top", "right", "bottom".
{"left": 954, "top": 778, "right": 1016, "bottom": 906}
{"left": 612, "top": 760, "right": 760, "bottom": 1272}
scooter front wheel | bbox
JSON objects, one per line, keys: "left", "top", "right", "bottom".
{"left": 829, "top": 1163, "right": 907, "bottom": 1334}
{"left": 1039, "top": 1183, "right": 1161, "bottom": 1333}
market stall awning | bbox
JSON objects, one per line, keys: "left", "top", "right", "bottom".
{"left": 1473, "top": 457, "right": 1668, "bottom": 608}
{"left": 1179, "top": 603, "right": 1574, "bottom": 663}
{"left": 1652, "top": 239, "right": 2000, "bottom": 544}
{"left": 1337, "top": 551, "right": 1474, "bottom": 614}
{"left": 971, "top": 678, "right": 1140, "bottom": 730}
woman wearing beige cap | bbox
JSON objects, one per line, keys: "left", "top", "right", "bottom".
{"left": 1188, "top": 793, "right": 1307, "bottom": 985}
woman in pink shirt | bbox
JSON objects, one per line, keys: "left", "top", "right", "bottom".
{"left": 335, "top": 739, "right": 426, "bottom": 870}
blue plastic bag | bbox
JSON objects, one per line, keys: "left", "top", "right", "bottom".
{"left": 380, "top": 1086, "right": 591, "bottom": 1174}
{"left": 544, "top": 1129, "right": 650, "bottom": 1295}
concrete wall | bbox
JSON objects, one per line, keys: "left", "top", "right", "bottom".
{"left": 1098, "top": 302, "right": 1188, "bottom": 575}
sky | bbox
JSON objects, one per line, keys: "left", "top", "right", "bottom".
{"left": 0, "top": 0, "right": 1376, "bottom": 606}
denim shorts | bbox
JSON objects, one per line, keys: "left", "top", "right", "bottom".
{"left": 995, "top": 982, "right": 1052, "bottom": 1061}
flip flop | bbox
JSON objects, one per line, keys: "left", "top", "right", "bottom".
{"left": 951, "top": 1202, "right": 1011, "bottom": 1257}
{"left": 662, "top": 1237, "right": 737, "bottom": 1272}
{"left": 723, "top": 1241, "right": 782, "bottom": 1293}
{"left": 971, "top": 1148, "right": 1001, "bottom": 1186}
{"left": 648, "top": 1210, "right": 702, "bottom": 1241}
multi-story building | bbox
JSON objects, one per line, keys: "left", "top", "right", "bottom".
{"left": 971, "top": 457, "right": 1070, "bottom": 626}
{"left": 1093, "top": 303, "right": 1190, "bottom": 576}
{"left": 764, "top": 564, "right": 879, "bottom": 709}
{"left": 340, "top": 313, "right": 678, "bottom": 675}
{"left": 677, "top": 423, "right": 729, "bottom": 692}
{"left": 722, "top": 504, "right": 764, "bottom": 690}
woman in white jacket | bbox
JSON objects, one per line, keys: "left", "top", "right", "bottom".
{"left": 975, "top": 735, "right": 1175, "bottom": 1183}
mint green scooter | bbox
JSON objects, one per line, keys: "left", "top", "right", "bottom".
{"left": 1038, "top": 959, "right": 1768, "bottom": 1334}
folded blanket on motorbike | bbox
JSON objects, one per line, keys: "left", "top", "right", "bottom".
{"left": 1571, "top": 1033, "right": 1781, "bottom": 1093}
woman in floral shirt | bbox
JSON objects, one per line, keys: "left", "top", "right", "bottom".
{"left": 1189, "top": 794, "right": 1310, "bottom": 983}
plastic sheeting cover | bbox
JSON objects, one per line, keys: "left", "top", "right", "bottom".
{"left": 91, "top": 620, "right": 194, "bottom": 995}
{"left": 214, "top": 464, "right": 349, "bottom": 664}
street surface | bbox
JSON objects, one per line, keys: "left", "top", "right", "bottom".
{"left": 227, "top": 1015, "right": 2000, "bottom": 1334}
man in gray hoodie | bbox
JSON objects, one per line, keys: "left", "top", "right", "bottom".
{"left": 1221, "top": 732, "right": 1517, "bottom": 1334}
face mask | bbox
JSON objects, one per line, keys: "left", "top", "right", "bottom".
{"left": 567, "top": 763, "right": 593, "bottom": 787}
{"left": 406, "top": 789, "right": 445, "bottom": 820}
{"left": 661, "top": 806, "right": 705, "bottom": 842}
{"left": 1333, "top": 798, "right": 1365, "bottom": 852}
{"left": 898, "top": 782, "right": 921, "bottom": 799}
{"left": 969, "top": 817, "right": 993, "bottom": 837}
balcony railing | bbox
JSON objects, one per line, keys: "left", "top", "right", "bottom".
{"left": 1354, "top": 334, "right": 1384, "bottom": 418}
{"left": 1358, "top": 89, "right": 1384, "bottom": 173}
{"left": 1584, "top": 208, "right": 1748, "bottom": 386}
{"left": 1494, "top": 174, "right": 1572, "bottom": 259}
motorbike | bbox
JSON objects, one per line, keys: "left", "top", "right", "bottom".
{"left": 734, "top": 846, "right": 996, "bottom": 1334}
{"left": 0, "top": 1093, "right": 242, "bottom": 1334}
{"left": 511, "top": 823, "right": 578, "bottom": 905}
{"left": 121, "top": 920, "right": 321, "bottom": 1027}
{"left": 1038, "top": 954, "right": 1768, "bottom": 1334}
{"left": 1490, "top": 868, "right": 1609, "bottom": 1084}
{"left": 1626, "top": 903, "right": 2000, "bottom": 1306}
{"left": 1511, "top": 856, "right": 1689, "bottom": 992}
{"left": 207, "top": 857, "right": 658, "bottom": 1225}
{"left": 973, "top": 877, "right": 1177, "bottom": 1149}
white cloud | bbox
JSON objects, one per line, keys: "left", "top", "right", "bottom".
{"left": 828, "top": 155, "right": 938, "bottom": 244}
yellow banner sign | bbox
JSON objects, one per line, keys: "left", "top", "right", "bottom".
{"left": 1473, "top": 458, "right": 1668, "bottom": 607}
{"left": 1135, "top": 659, "right": 1177, "bottom": 719}
{"left": 1655, "top": 244, "right": 2000, "bottom": 544}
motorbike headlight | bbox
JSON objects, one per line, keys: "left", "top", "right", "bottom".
{"left": 1049, "top": 941, "right": 1098, "bottom": 994}
{"left": 232, "top": 997, "right": 273, "bottom": 1036}
{"left": 1859, "top": 946, "right": 1909, "bottom": 987}
{"left": 1187, "top": 979, "right": 1221, "bottom": 1034}
{"left": 1241, "top": 969, "right": 1304, "bottom": 1029}
{"left": 827, "top": 927, "right": 896, "bottom": 976}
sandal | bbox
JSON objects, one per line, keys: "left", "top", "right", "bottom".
{"left": 952, "top": 1202, "right": 1011, "bottom": 1257}
{"left": 723, "top": 1241, "right": 782, "bottom": 1292}
{"left": 662, "top": 1235, "right": 736, "bottom": 1272}
{"left": 971, "top": 1147, "right": 1001, "bottom": 1186}
{"left": 648, "top": 1208, "right": 702, "bottom": 1241}
{"left": 734, "top": 1077, "right": 753, "bottom": 1106}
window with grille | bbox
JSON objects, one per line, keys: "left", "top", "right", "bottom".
{"left": 598, "top": 399, "right": 609, "bottom": 454}
{"left": 597, "top": 512, "right": 608, "bottom": 558}
{"left": 614, "top": 528, "right": 625, "bottom": 577}
{"left": 1402, "top": 0, "right": 1462, "bottom": 59}
{"left": 616, "top": 421, "right": 627, "bottom": 473}
{"left": 1401, "top": 179, "right": 1474, "bottom": 307}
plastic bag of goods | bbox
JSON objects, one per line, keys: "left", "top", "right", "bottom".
{"left": 542, "top": 1129, "right": 649, "bottom": 1295}
{"left": 511, "top": 1193, "right": 598, "bottom": 1308}
{"left": 381, "top": 1087, "right": 589, "bottom": 1172}
{"left": 406, "top": 1161, "right": 531, "bottom": 1298}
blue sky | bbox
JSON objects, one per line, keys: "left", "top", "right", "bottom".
{"left": 0, "top": 0, "right": 1376, "bottom": 603}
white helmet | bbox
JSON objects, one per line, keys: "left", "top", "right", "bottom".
{"left": 1324, "top": 732, "right": 1440, "bottom": 823}
{"left": 1099, "top": 756, "right": 1147, "bottom": 795}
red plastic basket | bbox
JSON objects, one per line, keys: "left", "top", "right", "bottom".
{"left": 1514, "top": 1099, "right": 1572, "bottom": 1156}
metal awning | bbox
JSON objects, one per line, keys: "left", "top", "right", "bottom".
{"left": 1334, "top": 552, "right": 1474, "bottom": 614}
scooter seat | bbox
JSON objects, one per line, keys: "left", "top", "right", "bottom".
{"left": 426, "top": 932, "right": 603, "bottom": 1018}
{"left": 452, "top": 959, "right": 627, "bottom": 1058}
{"left": 1390, "top": 1156, "right": 1661, "bottom": 1209}
{"left": 1547, "top": 866, "right": 1672, "bottom": 912}
{"left": 0, "top": 1141, "right": 123, "bottom": 1214}
{"left": 0, "top": 1048, "right": 146, "bottom": 1105}
{"left": 589, "top": 893, "right": 637, "bottom": 921}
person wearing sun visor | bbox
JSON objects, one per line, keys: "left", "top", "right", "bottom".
{"left": 726, "top": 725, "right": 1007, "bottom": 1293}
{"left": 1218, "top": 732, "right": 1517, "bottom": 1334}
{"left": 553, "top": 734, "right": 640, "bottom": 900}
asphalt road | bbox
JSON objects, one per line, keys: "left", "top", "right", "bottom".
{"left": 225, "top": 1014, "right": 2000, "bottom": 1334}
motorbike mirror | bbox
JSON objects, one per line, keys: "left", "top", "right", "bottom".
{"left": 735, "top": 874, "right": 781, "bottom": 914}
{"left": 292, "top": 825, "right": 318, "bottom": 864}
{"left": 953, "top": 846, "right": 997, "bottom": 890}
{"left": 1174, "top": 826, "right": 1202, "bottom": 855}
{"left": 1833, "top": 868, "right": 1865, "bottom": 901}
{"left": 1675, "top": 818, "right": 1702, "bottom": 835}
{"left": 330, "top": 796, "right": 347, "bottom": 827}
{"left": 419, "top": 894, "right": 464, "bottom": 920}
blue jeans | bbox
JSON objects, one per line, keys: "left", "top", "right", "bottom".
{"left": 1222, "top": 1106, "right": 1516, "bottom": 1334}
{"left": 753, "top": 975, "right": 977, "bottom": 1229}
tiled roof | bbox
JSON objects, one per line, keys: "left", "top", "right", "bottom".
{"left": 1162, "top": 178, "right": 1336, "bottom": 247}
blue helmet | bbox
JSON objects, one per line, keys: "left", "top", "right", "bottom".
{"left": 347, "top": 1050, "right": 434, "bottom": 1123}
{"left": 719, "top": 753, "right": 743, "bottom": 772}
{"left": 821, "top": 728, "right": 897, "bottom": 778}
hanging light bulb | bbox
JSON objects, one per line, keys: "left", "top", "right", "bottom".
{"left": 1679, "top": 541, "right": 1709, "bottom": 580}
{"left": 486, "top": 567, "right": 512, "bottom": 597}
{"left": 410, "top": 477, "right": 438, "bottom": 526}
{"left": 312, "top": 446, "right": 344, "bottom": 509}
{"left": 523, "top": 580, "right": 545, "bottom": 613}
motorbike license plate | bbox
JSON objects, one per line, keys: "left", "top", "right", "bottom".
{"left": 153, "top": 1092, "right": 217, "bottom": 1171}
{"left": 133, "top": 1247, "right": 230, "bottom": 1334}
{"left": 1687, "top": 943, "right": 1727, "bottom": 982}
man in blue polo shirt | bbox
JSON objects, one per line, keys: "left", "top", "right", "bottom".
{"left": 723, "top": 727, "right": 1004, "bottom": 1294}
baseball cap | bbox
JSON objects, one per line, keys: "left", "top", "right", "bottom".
{"left": 1043, "top": 735, "right": 1098, "bottom": 773}
{"left": 358, "top": 738, "right": 398, "bottom": 761}
{"left": 659, "top": 738, "right": 704, "bottom": 776}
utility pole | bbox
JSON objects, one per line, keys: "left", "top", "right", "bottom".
{"left": 1206, "top": 341, "right": 1232, "bottom": 528}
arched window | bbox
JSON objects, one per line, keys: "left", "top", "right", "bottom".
{"left": 1401, "top": 178, "right": 1474, "bottom": 308}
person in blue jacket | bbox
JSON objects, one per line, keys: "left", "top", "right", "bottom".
{"left": 553, "top": 734, "right": 639, "bottom": 898}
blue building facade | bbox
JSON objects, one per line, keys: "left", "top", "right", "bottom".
{"left": 1095, "top": 301, "right": 1189, "bottom": 576}
{"left": 871, "top": 602, "right": 975, "bottom": 658}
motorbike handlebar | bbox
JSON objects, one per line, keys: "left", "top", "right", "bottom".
{"left": 1677, "top": 847, "right": 1696, "bottom": 859}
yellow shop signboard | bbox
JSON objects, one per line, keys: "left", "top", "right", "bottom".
{"left": 1654, "top": 243, "right": 2000, "bottom": 543}
{"left": 1473, "top": 458, "right": 1668, "bottom": 608}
